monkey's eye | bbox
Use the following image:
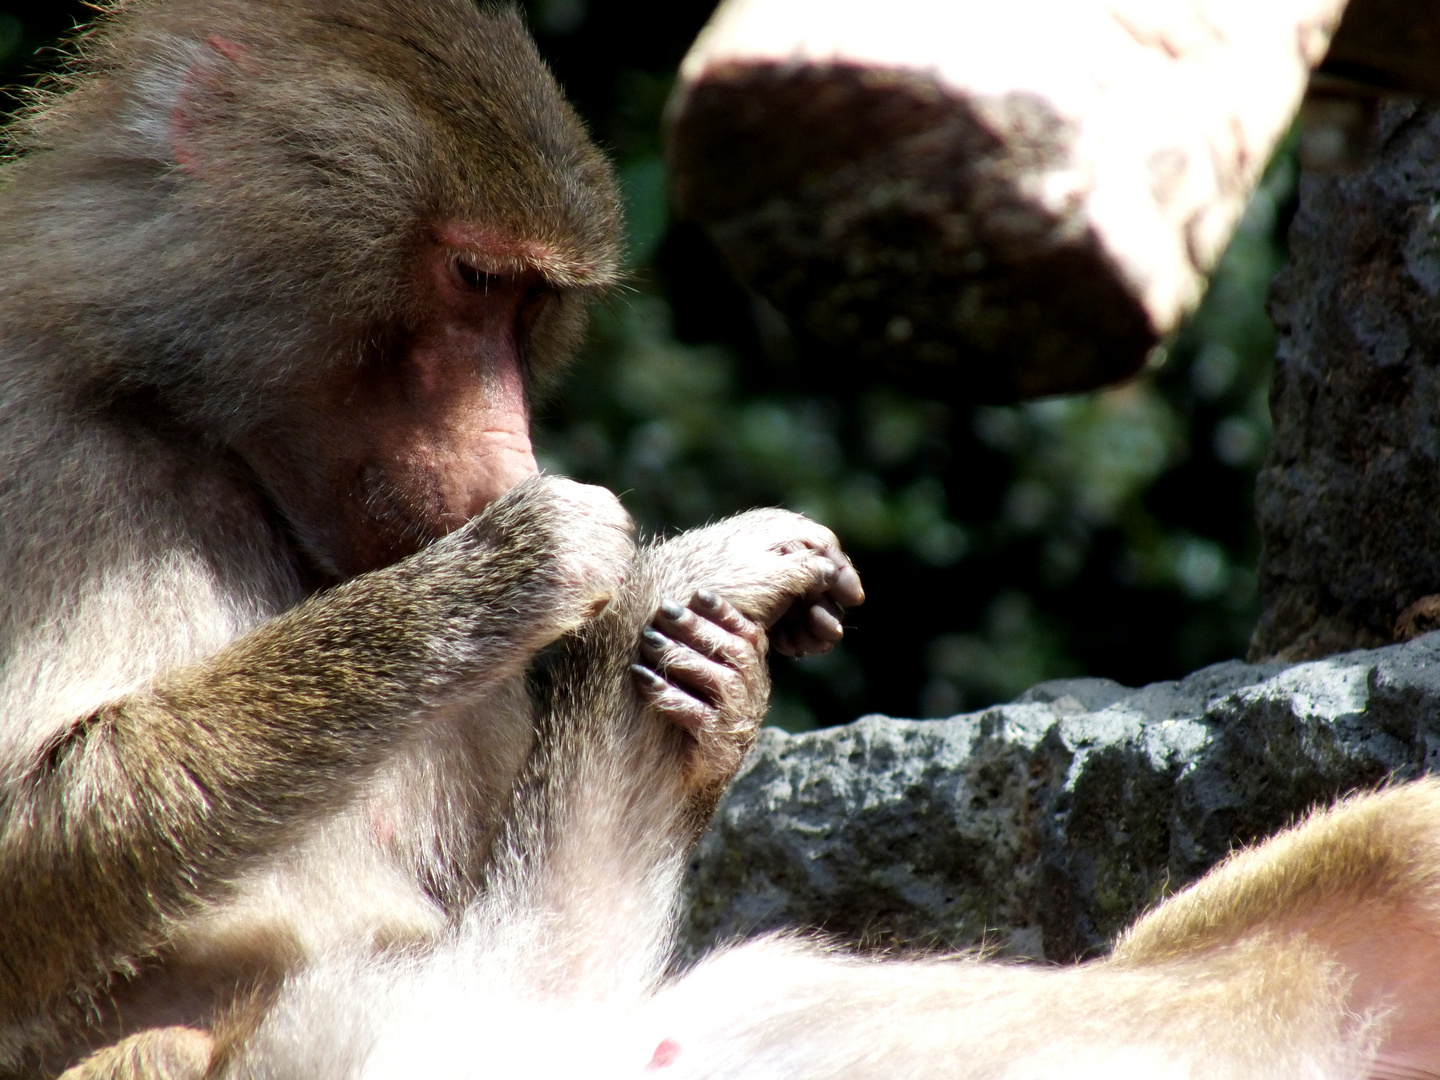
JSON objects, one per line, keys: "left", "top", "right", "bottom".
{"left": 519, "top": 280, "right": 554, "bottom": 325}
{"left": 454, "top": 258, "right": 504, "bottom": 292}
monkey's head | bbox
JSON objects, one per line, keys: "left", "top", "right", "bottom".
{"left": 0, "top": 0, "right": 623, "bottom": 580}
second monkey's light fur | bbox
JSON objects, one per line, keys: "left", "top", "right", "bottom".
{"left": 232, "top": 696, "right": 1440, "bottom": 1080}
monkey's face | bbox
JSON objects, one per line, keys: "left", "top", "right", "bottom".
{"left": 234, "top": 232, "right": 561, "bottom": 580}
{"left": 140, "top": 6, "right": 627, "bottom": 582}
{"left": 11, "top": 2, "right": 625, "bottom": 582}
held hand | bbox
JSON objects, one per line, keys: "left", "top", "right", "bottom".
{"left": 631, "top": 590, "right": 769, "bottom": 735}
{"left": 766, "top": 541, "right": 864, "bottom": 658}
{"left": 631, "top": 590, "right": 770, "bottom": 791}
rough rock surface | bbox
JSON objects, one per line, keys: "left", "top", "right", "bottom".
{"left": 683, "top": 634, "right": 1440, "bottom": 962}
{"left": 1253, "top": 99, "right": 1440, "bottom": 660}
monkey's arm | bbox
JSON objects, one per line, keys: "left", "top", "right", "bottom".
{"left": 463, "top": 509, "right": 858, "bottom": 1002}
{"left": 0, "top": 476, "right": 633, "bottom": 1027}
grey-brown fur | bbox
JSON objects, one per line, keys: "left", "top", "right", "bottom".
{"left": 0, "top": 0, "right": 619, "bottom": 410}
{"left": 226, "top": 508, "right": 848, "bottom": 1080}
{"left": 0, "top": 0, "right": 650, "bottom": 1072}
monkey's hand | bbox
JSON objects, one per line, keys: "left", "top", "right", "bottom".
{"left": 640, "top": 508, "right": 864, "bottom": 658}
{"left": 632, "top": 589, "right": 770, "bottom": 790}
{"left": 469, "top": 474, "right": 635, "bottom": 647}
{"left": 764, "top": 534, "right": 864, "bottom": 659}
{"left": 626, "top": 510, "right": 862, "bottom": 790}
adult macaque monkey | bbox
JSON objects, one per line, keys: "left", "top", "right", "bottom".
{"left": 0, "top": 0, "right": 861, "bottom": 1076}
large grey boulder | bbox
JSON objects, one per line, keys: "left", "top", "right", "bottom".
{"left": 683, "top": 634, "right": 1440, "bottom": 961}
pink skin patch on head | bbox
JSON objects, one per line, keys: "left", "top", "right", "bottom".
{"left": 369, "top": 808, "right": 395, "bottom": 846}
{"left": 171, "top": 35, "right": 254, "bottom": 175}
{"left": 203, "top": 34, "right": 251, "bottom": 67}
{"left": 645, "top": 1039, "right": 681, "bottom": 1071}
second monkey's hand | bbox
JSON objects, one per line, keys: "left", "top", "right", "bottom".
{"left": 632, "top": 589, "right": 771, "bottom": 793}
{"left": 630, "top": 512, "right": 864, "bottom": 791}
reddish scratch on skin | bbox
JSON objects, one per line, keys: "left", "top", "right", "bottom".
{"left": 645, "top": 1039, "right": 681, "bottom": 1070}
{"left": 172, "top": 35, "right": 253, "bottom": 174}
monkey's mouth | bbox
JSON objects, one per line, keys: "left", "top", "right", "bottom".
{"left": 355, "top": 463, "right": 447, "bottom": 562}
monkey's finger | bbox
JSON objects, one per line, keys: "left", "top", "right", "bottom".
{"left": 692, "top": 589, "right": 764, "bottom": 649}
{"left": 805, "top": 545, "right": 864, "bottom": 609}
{"left": 761, "top": 556, "right": 842, "bottom": 628}
{"left": 631, "top": 663, "right": 715, "bottom": 735}
{"left": 641, "top": 629, "right": 746, "bottom": 708}
{"left": 770, "top": 595, "right": 846, "bottom": 658}
{"left": 781, "top": 627, "right": 837, "bottom": 658}
{"left": 654, "top": 598, "right": 758, "bottom": 666}
{"left": 784, "top": 605, "right": 842, "bottom": 658}
{"left": 770, "top": 616, "right": 830, "bottom": 658}
{"left": 807, "top": 596, "right": 845, "bottom": 641}
{"left": 771, "top": 624, "right": 800, "bottom": 658}
{"left": 828, "top": 558, "right": 865, "bottom": 608}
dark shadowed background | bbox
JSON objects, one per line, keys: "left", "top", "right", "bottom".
{"left": 0, "top": 0, "right": 1293, "bottom": 729}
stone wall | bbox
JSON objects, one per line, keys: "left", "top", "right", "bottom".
{"left": 684, "top": 633, "right": 1440, "bottom": 960}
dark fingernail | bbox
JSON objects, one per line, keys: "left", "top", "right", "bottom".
{"left": 631, "top": 663, "right": 665, "bottom": 687}
{"left": 695, "top": 588, "right": 721, "bottom": 609}
{"left": 642, "top": 628, "right": 668, "bottom": 649}
{"left": 660, "top": 599, "right": 686, "bottom": 621}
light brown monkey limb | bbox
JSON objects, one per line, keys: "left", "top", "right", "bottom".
{"left": 657, "top": 783, "right": 1440, "bottom": 1079}
{"left": 57, "top": 1027, "right": 214, "bottom": 1080}
{"left": 1114, "top": 781, "right": 1440, "bottom": 1079}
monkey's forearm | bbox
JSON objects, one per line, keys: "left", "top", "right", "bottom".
{"left": 474, "top": 625, "right": 693, "bottom": 1002}
{"left": 475, "top": 520, "right": 831, "bottom": 999}
{"left": 0, "top": 485, "right": 621, "bottom": 1021}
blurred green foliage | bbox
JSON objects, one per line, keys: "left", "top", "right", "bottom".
{"left": 525, "top": 0, "right": 1293, "bottom": 728}
{"left": 0, "top": 0, "right": 1293, "bottom": 729}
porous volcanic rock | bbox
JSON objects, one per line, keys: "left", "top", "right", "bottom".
{"left": 683, "top": 634, "right": 1440, "bottom": 961}
{"left": 1253, "top": 99, "right": 1440, "bottom": 660}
